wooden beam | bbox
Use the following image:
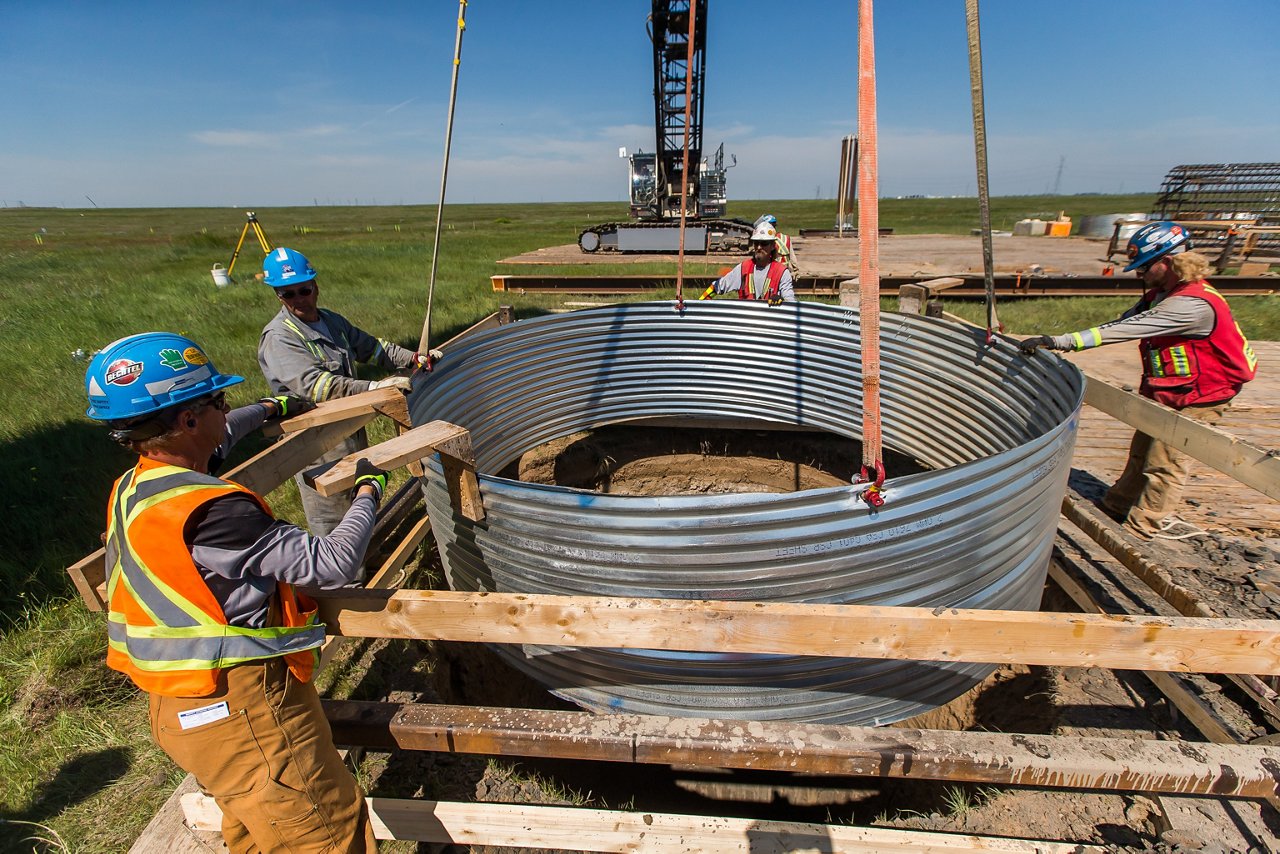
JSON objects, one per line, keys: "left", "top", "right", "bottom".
{"left": 918, "top": 276, "right": 966, "bottom": 293}
{"left": 67, "top": 410, "right": 377, "bottom": 611}
{"left": 307, "top": 421, "right": 484, "bottom": 523}
{"left": 307, "top": 421, "right": 469, "bottom": 496}
{"left": 181, "top": 793, "right": 1104, "bottom": 851}
{"left": 1047, "top": 531, "right": 1280, "bottom": 812}
{"left": 321, "top": 699, "right": 1280, "bottom": 799}
{"left": 261, "top": 386, "right": 403, "bottom": 437}
{"left": 1081, "top": 372, "right": 1280, "bottom": 501}
{"left": 313, "top": 589, "right": 1280, "bottom": 675}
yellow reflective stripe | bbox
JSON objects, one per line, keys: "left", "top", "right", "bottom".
{"left": 1168, "top": 345, "right": 1191, "bottom": 376}
{"left": 1147, "top": 349, "right": 1163, "bottom": 376}
{"left": 312, "top": 372, "right": 336, "bottom": 401}
{"left": 120, "top": 473, "right": 237, "bottom": 628}
{"left": 281, "top": 316, "right": 326, "bottom": 361}
{"left": 112, "top": 615, "right": 314, "bottom": 641}
{"left": 106, "top": 638, "right": 276, "bottom": 672}
{"left": 1070, "top": 328, "right": 1102, "bottom": 350}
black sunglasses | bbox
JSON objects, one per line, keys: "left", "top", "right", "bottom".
{"left": 192, "top": 392, "right": 229, "bottom": 413}
{"left": 276, "top": 285, "right": 315, "bottom": 300}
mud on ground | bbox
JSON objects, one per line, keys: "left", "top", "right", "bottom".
{"left": 342, "top": 425, "right": 1279, "bottom": 853}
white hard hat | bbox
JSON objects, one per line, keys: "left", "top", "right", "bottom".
{"left": 751, "top": 222, "right": 778, "bottom": 243}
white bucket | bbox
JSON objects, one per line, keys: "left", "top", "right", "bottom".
{"left": 210, "top": 263, "right": 231, "bottom": 287}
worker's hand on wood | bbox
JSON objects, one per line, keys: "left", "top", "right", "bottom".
{"left": 369, "top": 376, "right": 412, "bottom": 392}
{"left": 353, "top": 458, "right": 388, "bottom": 503}
{"left": 414, "top": 349, "right": 444, "bottom": 370}
{"left": 1017, "top": 335, "right": 1055, "bottom": 355}
{"left": 258, "top": 394, "right": 312, "bottom": 420}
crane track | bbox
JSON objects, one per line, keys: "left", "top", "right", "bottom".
{"left": 579, "top": 218, "right": 755, "bottom": 254}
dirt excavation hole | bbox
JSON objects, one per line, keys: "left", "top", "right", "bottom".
{"left": 497, "top": 423, "right": 930, "bottom": 494}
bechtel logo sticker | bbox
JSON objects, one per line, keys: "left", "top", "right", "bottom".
{"left": 105, "top": 358, "right": 143, "bottom": 386}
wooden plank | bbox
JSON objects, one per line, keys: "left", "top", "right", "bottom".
{"left": 918, "top": 276, "right": 966, "bottom": 293}
{"left": 307, "top": 421, "right": 470, "bottom": 496}
{"left": 308, "top": 422, "right": 484, "bottom": 524}
{"left": 367, "top": 515, "right": 431, "bottom": 591}
{"left": 68, "top": 410, "right": 377, "bottom": 612}
{"left": 128, "top": 775, "right": 220, "bottom": 854}
{"left": 1060, "top": 491, "right": 1212, "bottom": 618}
{"left": 261, "top": 386, "right": 402, "bottom": 437}
{"left": 322, "top": 699, "right": 1280, "bottom": 799}
{"left": 182, "top": 793, "right": 1104, "bottom": 852}
{"left": 1082, "top": 373, "right": 1280, "bottom": 501}
{"left": 1047, "top": 531, "right": 1280, "bottom": 813}
{"left": 313, "top": 589, "right": 1280, "bottom": 675}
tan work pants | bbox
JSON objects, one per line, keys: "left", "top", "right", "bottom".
{"left": 151, "top": 658, "right": 376, "bottom": 853}
{"left": 1101, "top": 399, "right": 1229, "bottom": 538}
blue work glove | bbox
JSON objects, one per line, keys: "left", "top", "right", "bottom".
{"left": 353, "top": 458, "right": 388, "bottom": 502}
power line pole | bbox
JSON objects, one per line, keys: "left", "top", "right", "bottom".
{"left": 1052, "top": 155, "right": 1065, "bottom": 195}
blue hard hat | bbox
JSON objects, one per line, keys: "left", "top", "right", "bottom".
{"left": 754, "top": 214, "right": 777, "bottom": 227}
{"left": 85, "top": 332, "right": 243, "bottom": 421}
{"left": 262, "top": 247, "right": 317, "bottom": 287}
{"left": 1123, "top": 221, "right": 1191, "bottom": 272}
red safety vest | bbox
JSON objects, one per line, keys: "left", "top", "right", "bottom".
{"left": 105, "top": 457, "right": 324, "bottom": 697}
{"left": 1139, "top": 279, "right": 1258, "bottom": 408}
{"left": 737, "top": 259, "right": 787, "bottom": 301}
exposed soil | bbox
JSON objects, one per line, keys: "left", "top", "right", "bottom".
{"left": 338, "top": 425, "right": 1280, "bottom": 851}
{"left": 499, "top": 233, "right": 1123, "bottom": 279}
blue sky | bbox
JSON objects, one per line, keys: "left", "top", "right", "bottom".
{"left": 3, "top": 1, "right": 1277, "bottom": 208}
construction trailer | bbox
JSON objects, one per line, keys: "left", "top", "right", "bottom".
{"left": 68, "top": 303, "right": 1280, "bottom": 852}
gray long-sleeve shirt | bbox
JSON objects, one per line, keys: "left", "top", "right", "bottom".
{"left": 712, "top": 262, "right": 797, "bottom": 302}
{"left": 258, "top": 306, "right": 417, "bottom": 402}
{"left": 1049, "top": 293, "right": 1215, "bottom": 351}
{"left": 185, "top": 403, "right": 378, "bottom": 628}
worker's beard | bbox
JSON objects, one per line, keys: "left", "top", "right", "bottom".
{"left": 753, "top": 247, "right": 773, "bottom": 266}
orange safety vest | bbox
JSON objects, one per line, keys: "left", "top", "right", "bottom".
{"left": 1138, "top": 280, "right": 1258, "bottom": 408}
{"left": 737, "top": 259, "right": 787, "bottom": 301}
{"left": 105, "top": 457, "right": 324, "bottom": 697}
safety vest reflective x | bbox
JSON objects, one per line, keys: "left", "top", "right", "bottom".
{"left": 1139, "top": 280, "right": 1258, "bottom": 408}
{"left": 737, "top": 259, "right": 787, "bottom": 301}
{"left": 105, "top": 458, "right": 325, "bottom": 697}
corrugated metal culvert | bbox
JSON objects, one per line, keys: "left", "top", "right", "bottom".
{"left": 411, "top": 300, "right": 1083, "bottom": 725}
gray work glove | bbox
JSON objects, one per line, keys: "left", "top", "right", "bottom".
{"left": 353, "top": 458, "right": 388, "bottom": 503}
{"left": 414, "top": 349, "right": 444, "bottom": 370}
{"left": 1017, "top": 335, "right": 1055, "bottom": 355}
{"left": 369, "top": 375, "right": 412, "bottom": 391}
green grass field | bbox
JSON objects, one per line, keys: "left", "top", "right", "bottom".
{"left": 1, "top": 195, "right": 1275, "bottom": 849}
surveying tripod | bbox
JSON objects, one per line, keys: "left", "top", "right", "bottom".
{"left": 226, "top": 211, "right": 273, "bottom": 279}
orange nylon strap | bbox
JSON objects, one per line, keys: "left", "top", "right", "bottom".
{"left": 856, "top": 0, "right": 884, "bottom": 497}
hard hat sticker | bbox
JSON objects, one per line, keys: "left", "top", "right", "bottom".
{"left": 183, "top": 347, "right": 209, "bottom": 366}
{"left": 158, "top": 349, "right": 187, "bottom": 371}
{"left": 105, "top": 358, "right": 143, "bottom": 386}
